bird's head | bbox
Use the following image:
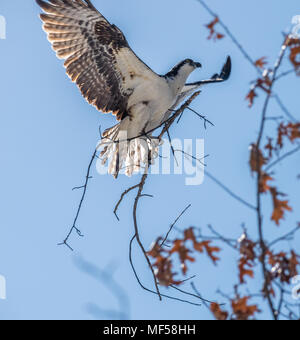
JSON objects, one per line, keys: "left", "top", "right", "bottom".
{"left": 183, "top": 59, "right": 202, "bottom": 70}
{"left": 165, "top": 59, "right": 202, "bottom": 79}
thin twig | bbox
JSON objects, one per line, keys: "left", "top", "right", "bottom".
{"left": 255, "top": 35, "right": 290, "bottom": 321}
{"left": 190, "top": 282, "right": 214, "bottom": 313}
{"left": 273, "top": 95, "right": 298, "bottom": 122}
{"left": 275, "top": 69, "right": 295, "bottom": 81}
{"left": 208, "top": 225, "right": 238, "bottom": 250}
{"left": 269, "top": 226, "right": 300, "bottom": 247}
{"left": 58, "top": 148, "right": 97, "bottom": 251}
{"left": 186, "top": 107, "right": 214, "bottom": 129}
{"left": 178, "top": 149, "right": 257, "bottom": 210}
{"left": 176, "top": 150, "right": 208, "bottom": 167}
{"left": 114, "top": 184, "right": 140, "bottom": 221}
{"left": 170, "top": 285, "right": 224, "bottom": 305}
{"left": 132, "top": 165, "right": 162, "bottom": 300}
{"left": 159, "top": 92, "right": 201, "bottom": 140}
{"left": 265, "top": 145, "right": 300, "bottom": 172}
{"left": 166, "top": 127, "right": 179, "bottom": 166}
{"left": 160, "top": 204, "right": 192, "bottom": 248}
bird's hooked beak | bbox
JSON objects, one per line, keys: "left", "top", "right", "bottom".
{"left": 194, "top": 62, "right": 202, "bottom": 68}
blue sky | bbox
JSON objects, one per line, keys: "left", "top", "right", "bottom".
{"left": 0, "top": 0, "right": 299, "bottom": 320}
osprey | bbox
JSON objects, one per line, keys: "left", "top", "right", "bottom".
{"left": 36, "top": 0, "right": 231, "bottom": 177}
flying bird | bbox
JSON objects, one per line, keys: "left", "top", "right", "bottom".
{"left": 36, "top": 0, "right": 231, "bottom": 177}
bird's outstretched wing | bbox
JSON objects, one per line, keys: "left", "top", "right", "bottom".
{"left": 173, "top": 56, "right": 232, "bottom": 108}
{"left": 36, "top": 0, "right": 158, "bottom": 120}
{"left": 184, "top": 56, "right": 231, "bottom": 89}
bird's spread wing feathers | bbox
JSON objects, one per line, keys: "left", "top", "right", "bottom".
{"left": 36, "top": 0, "right": 158, "bottom": 120}
{"left": 181, "top": 56, "right": 232, "bottom": 95}
{"left": 164, "top": 56, "right": 232, "bottom": 120}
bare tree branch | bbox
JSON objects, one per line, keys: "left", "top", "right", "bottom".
{"left": 160, "top": 204, "right": 192, "bottom": 248}
{"left": 58, "top": 148, "right": 97, "bottom": 251}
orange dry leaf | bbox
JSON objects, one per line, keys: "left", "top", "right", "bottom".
{"left": 270, "top": 187, "right": 292, "bottom": 225}
{"left": 205, "top": 17, "right": 224, "bottom": 41}
{"left": 148, "top": 238, "right": 182, "bottom": 286}
{"left": 290, "top": 45, "right": 300, "bottom": 67}
{"left": 256, "top": 77, "right": 272, "bottom": 93}
{"left": 290, "top": 251, "right": 300, "bottom": 279}
{"left": 215, "top": 33, "right": 225, "bottom": 41}
{"left": 288, "top": 38, "right": 300, "bottom": 74}
{"left": 288, "top": 123, "right": 300, "bottom": 142}
{"left": 277, "top": 123, "right": 300, "bottom": 148}
{"left": 246, "top": 89, "right": 257, "bottom": 108}
{"left": 147, "top": 238, "right": 164, "bottom": 258}
{"left": 184, "top": 228, "right": 221, "bottom": 264}
{"left": 264, "top": 138, "right": 274, "bottom": 159}
{"left": 259, "top": 172, "right": 273, "bottom": 193}
{"left": 194, "top": 240, "right": 221, "bottom": 264}
{"left": 153, "top": 257, "right": 181, "bottom": 287}
{"left": 210, "top": 303, "right": 228, "bottom": 320}
{"left": 231, "top": 297, "right": 259, "bottom": 320}
{"left": 170, "top": 239, "right": 195, "bottom": 275}
{"left": 246, "top": 75, "right": 272, "bottom": 107}
{"left": 206, "top": 17, "right": 219, "bottom": 39}
{"left": 277, "top": 123, "right": 287, "bottom": 149}
{"left": 239, "top": 258, "right": 254, "bottom": 284}
{"left": 184, "top": 227, "right": 197, "bottom": 243}
{"left": 255, "top": 57, "right": 268, "bottom": 69}
{"left": 249, "top": 144, "right": 267, "bottom": 173}
{"left": 238, "top": 236, "right": 256, "bottom": 283}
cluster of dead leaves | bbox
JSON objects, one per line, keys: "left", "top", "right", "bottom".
{"left": 238, "top": 234, "right": 257, "bottom": 284}
{"left": 211, "top": 296, "right": 259, "bottom": 321}
{"left": 288, "top": 38, "right": 300, "bottom": 76}
{"left": 210, "top": 244, "right": 299, "bottom": 320}
{"left": 277, "top": 122, "right": 300, "bottom": 148}
{"left": 246, "top": 57, "right": 272, "bottom": 107}
{"left": 205, "top": 17, "right": 225, "bottom": 41}
{"left": 249, "top": 144, "right": 268, "bottom": 174}
{"left": 246, "top": 38, "right": 300, "bottom": 106}
{"left": 249, "top": 141, "right": 294, "bottom": 225}
{"left": 267, "top": 250, "right": 299, "bottom": 284}
{"left": 148, "top": 228, "right": 221, "bottom": 287}
{"left": 263, "top": 123, "right": 300, "bottom": 163}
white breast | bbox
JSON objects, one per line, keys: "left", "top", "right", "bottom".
{"left": 129, "top": 78, "right": 176, "bottom": 132}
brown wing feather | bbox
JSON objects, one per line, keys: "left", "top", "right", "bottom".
{"left": 36, "top": 0, "right": 154, "bottom": 120}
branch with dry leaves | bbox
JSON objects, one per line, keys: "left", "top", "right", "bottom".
{"left": 193, "top": 0, "right": 300, "bottom": 320}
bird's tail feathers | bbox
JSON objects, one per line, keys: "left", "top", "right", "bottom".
{"left": 99, "top": 125, "right": 160, "bottom": 178}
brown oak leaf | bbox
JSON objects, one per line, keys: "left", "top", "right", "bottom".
{"left": 270, "top": 187, "right": 292, "bottom": 225}
{"left": 255, "top": 57, "right": 268, "bottom": 69}
{"left": 249, "top": 144, "right": 267, "bottom": 173}
{"left": 210, "top": 303, "right": 228, "bottom": 320}
{"left": 231, "top": 297, "right": 259, "bottom": 320}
